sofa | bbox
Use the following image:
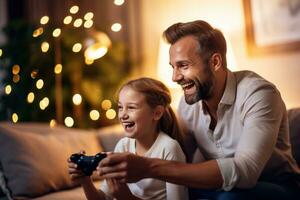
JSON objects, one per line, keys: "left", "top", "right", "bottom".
{"left": 0, "top": 108, "right": 299, "bottom": 200}
{"left": 0, "top": 122, "right": 124, "bottom": 200}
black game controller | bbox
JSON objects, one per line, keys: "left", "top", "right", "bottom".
{"left": 70, "top": 152, "right": 107, "bottom": 176}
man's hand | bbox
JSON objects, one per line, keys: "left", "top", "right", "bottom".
{"left": 96, "top": 152, "right": 149, "bottom": 183}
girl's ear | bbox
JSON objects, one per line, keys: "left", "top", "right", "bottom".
{"left": 153, "top": 105, "right": 164, "bottom": 121}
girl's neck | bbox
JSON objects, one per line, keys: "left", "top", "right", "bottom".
{"left": 135, "top": 130, "right": 159, "bottom": 156}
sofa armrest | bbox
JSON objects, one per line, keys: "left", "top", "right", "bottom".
{"left": 95, "top": 124, "right": 124, "bottom": 152}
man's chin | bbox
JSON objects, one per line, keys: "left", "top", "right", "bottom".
{"left": 184, "top": 94, "right": 200, "bottom": 105}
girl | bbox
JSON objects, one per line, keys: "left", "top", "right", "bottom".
{"left": 68, "top": 77, "right": 188, "bottom": 200}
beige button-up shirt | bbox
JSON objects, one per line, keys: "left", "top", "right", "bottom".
{"left": 178, "top": 70, "right": 300, "bottom": 190}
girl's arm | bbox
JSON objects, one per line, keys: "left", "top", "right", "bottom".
{"left": 81, "top": 176, "right": 107, "bottom": 200}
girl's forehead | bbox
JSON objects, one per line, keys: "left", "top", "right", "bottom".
{"left": 119, "top": 87, "right": 145, "bottom": 101}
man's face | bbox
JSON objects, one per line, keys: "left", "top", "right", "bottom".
{"left": 169, "top": 35, "right": 214, "bottom": 105}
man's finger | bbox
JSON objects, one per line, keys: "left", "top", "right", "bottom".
{"left": 99, "top": 153, "right": 129, "bottom": 167}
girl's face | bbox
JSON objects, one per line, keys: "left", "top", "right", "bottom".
{"left": 118, "top": 86, "right": 158, "bottom": 139}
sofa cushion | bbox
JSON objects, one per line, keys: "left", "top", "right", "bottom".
{"left": 288, "top": 108, "right": 300, "bottom": 167}
{"left": 0, "top": 122, "right": 103, "bottom": 199}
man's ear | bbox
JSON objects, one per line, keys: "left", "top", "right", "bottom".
{"left": 153, "top": 105, "right": 164, "bottom": 121}
{"left": 210, "top": 53, "right": 222, "bottom": 71}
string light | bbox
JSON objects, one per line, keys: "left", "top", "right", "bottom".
{"left": 72, "top": 43, "right": 82, "bottom": 52}
{"left": 40, "top": 16, "right": 49, "bottom": 25}
{"left": 89, "top": 110, "right": 100, "bottom": 120}
{"left": 84, "top": 12, "right": 94, "bottom": 20}
{"left": 31, "top": 70, "right": 38, "bottom": 79}
{"left": 72, "top": 94, "right": 82, "bottom": 105}
{"left": 73, "top": 18, "right": 83, "bottom": 27}
{"left": 85, "top": 58, "right": 94, "bottom": 65}
{"left": 106, "top": 109, "right": 116, "bottom": 119}
{"left": 70, "top": 5, "right": 79, "bottom": 14}
{"left": 114, "top": 0, "right": 125, "bottom": 6}
{"left": 27, "top": 92, "right": 35, "bottom": 103}
{"left": 54, "top": 64, "right": 62, "bottom": 74}
{"left": 12, "top": 113, "right": 18, "bottom": 123}
{"left": 36, "top": 79, "right": 44, "bottom": 89}
{"left": 39, "top": 97, "right": 49, "bottom": 110}
{"left": 111, "top": 23, "right": 122, "bottom": 32}
{"left": 32, "top": 27, "right": 44, "bottom": 37}
{"left": 52, "top": 28, "right": 61, "bottom": 37}
{"left": 50, "top": 119, "right": 57, "bottom": 128}
{"left": 12, "top": 64, "right": 20, "bottom": 74}
{"left": 41, "top": 42, "right": 50, "bottom": 52}
{"left": 64, "top": 116, "right": 74, "bottom": 127}
{"left": 63, "top": 16, "right": 73, "bottom": 24}
{"left": 13, "top": 75, "right": 20, "bottom": 83}
{"left": 5, "top": 85, "right": 12, "bottom": 95}
{"left": 0, "top": 48, "right": 2, "bottom": 57}
{"left": 101, "top": 99, "right": 112, "bottom": 110}
{"left": 84, "top": 20, "right": 93, "bottom": 28}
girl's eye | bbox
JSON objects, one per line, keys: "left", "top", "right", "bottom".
{"left": 118, "top": 105, "right": 123, "bottom": 110}
{"left": 128, "top": 106, "right": 136, "bottom": 110}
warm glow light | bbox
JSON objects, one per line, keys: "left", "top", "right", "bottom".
{"left": 50, "top": 119, "right": 56, "bottom": 128}
{"left": 70, "top": 5, "right": 79, "bottom": 14}
{"left": 106, "top": 109, "right": 116, "bottom": 119}
{"left": 111, "top": 23, "right": 122, "bottom": 32}
{"left": 12, "top": 64, "right": 20, "bottom": 75}
{"left": 31, "top": 70, "right": 38, "bottom": 79}
{"left": 36, "top": 79, "right": 44, "bottom": 89}
{"left": 64, "top": 117, "right": 74, "bottom": 127}
{"left": 13, "top": 75, "right": 20, "bottom": 83}
{"left": 27, "top": 92, "right": 35, "bottom": 103}
{"left": 63, "top": 16, "right": 73, "bottom": 24}
{"left": 89, "top": 110, "right": 100, "bottom": 120}
{"left": 39, "top": 97, "right": 49, "bottom": 110}
{"left": 84, "top": 20, "right": 93, "bottom": 28}
{"left": 101, "top": 99, "right": 112, "bottom": 110}
{"left": 72, "top": 94, "right": 82, "bottom": 105}
{"left": 5, "top": 85, "right": 12, "bottom": 95}
{"left": 72, "top": 43, "right": 82, "bottom": 52}
{"left": 54, "top": 64, "right": 62, "bottom": 74}
{"left": 84, "top": 12, "right": 94, "bottom": 20}
{"left": 41, "top": 42, "right": 50, "bottom": 52}
{"left": 0, "top": 48, "right": 2, "bottom": 57}
{"left": 73, "top": 18, "right": 83, "bottom": 27}
{"left": 33, "top": 27, "right": 44, "bottom": 37}
{"left": 114, "top": 0, "right": 125, "bottom": 6}
{"left": 12, "top": 113, "right": 18, "bottom": 123}
{"left": 85, "top": 46, "right": 107, "bottom": 60}
{"left": 85, "top": 58, "right": 94, "bottom": 65}
{"left": 40, "top": 16, "right": 49, "bottom": 25}
{"left": 52, "top": 28, "right": 61, "bottom": 37}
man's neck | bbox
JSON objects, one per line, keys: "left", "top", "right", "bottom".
{"left": 204, "top": 69, "right": 227, "bottom": 116}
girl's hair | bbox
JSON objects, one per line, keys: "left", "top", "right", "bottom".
{"left": 118, "top": 77, "right": 185, "bottom": 155}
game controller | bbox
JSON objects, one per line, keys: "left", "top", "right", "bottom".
{"left": 70, "top": 152, "right": 107, "bottom": 176}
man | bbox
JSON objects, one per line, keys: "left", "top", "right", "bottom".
{"left": 97, "top": 20, "right": 300, "bottom": 199}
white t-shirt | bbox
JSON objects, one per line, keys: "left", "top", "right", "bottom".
{"left": 178, "top": 70, "right": 300, "bottom": 191}
{"left": 100, "top": 131, "right": 188, "bottom": 200}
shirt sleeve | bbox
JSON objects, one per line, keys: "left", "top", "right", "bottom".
{"left": 217, "top": 85, "right": 285, "bottom": 190}
{"left": 165, "top": 140, "right": 189, "bottom": 200}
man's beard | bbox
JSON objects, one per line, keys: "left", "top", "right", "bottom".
{"left": 184, "top": 78, "right": 213, "bottom": 105}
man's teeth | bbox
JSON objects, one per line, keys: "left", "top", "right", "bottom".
{"left": 181, "top": 82, "right": 194, "bottom": 89}
{"left": 123, "top": 122, "right": 135, "bottom": 128}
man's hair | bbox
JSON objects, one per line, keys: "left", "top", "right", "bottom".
{"left": 163, "top": 20, "right": 227, "bottom": 68}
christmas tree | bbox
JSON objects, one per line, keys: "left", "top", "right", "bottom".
{"left": 0, "top": 3, "right": 131, "bottom": 128}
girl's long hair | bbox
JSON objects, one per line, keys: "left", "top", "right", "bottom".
{"left": 117, "top": 77, "right": 186, "bottom": 156}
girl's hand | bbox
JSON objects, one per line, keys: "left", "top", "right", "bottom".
{"left": 106, "top": 179, "right": 134, "bottom": 199}
{"left": 67, "top": 150, "right": 89, "bottom": 183}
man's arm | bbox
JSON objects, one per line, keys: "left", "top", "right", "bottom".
{"left": 97, "top": 153, "right": 223, "bottom": 189}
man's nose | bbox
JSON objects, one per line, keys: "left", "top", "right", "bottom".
{"left": 172, "top": 67, "right": 183, "bottom": 83}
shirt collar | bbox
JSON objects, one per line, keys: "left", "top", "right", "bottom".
{"left": 219, "top": 70, "right": 236, "bottom": 105}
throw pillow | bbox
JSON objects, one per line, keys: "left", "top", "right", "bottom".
{"left": 0, "top": 122, "right": 103, "bottom": 199}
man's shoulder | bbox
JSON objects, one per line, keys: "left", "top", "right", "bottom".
{"left": 234, "top": 70, "right": 278, "bottom": 98}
